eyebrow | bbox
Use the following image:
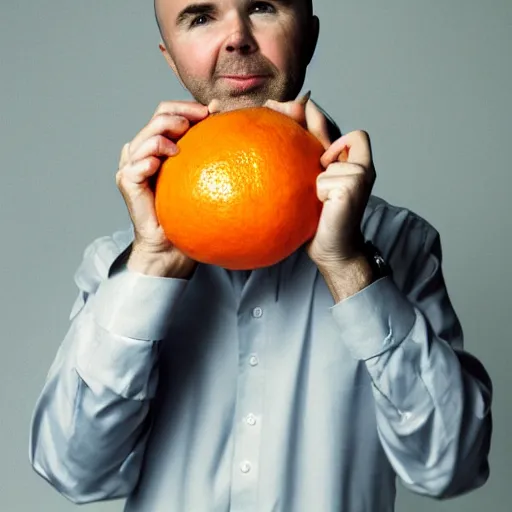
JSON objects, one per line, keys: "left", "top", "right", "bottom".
{"left": 176, "top": 3, "right": 216, "bottom": 26}
{"left": 175, "top": 0, "right": 298, "bottom": 26}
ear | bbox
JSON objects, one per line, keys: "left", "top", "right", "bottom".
{"left": 159, "top": 41, "right": 177, "bottom": 73}
{"left": 305, "top": 15, "right": 320, "bottom": 65}
{"left": 158, "top": 41, "right": 186, "bottom": 88}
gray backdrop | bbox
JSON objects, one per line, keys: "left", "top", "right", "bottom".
{"left": 1, "top": 1, "right": 510, "bottom": 510}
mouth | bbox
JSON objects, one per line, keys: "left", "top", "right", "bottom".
{"left": 219, "top": 75, "right": 269, "bottom": 92}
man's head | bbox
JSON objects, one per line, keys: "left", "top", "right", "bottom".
{"left": 154, "top": 0, "right": 319, "bottom": 112}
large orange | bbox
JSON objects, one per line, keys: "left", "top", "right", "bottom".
{"left": 154, "top": 106, "right": 325, "bottom": 270}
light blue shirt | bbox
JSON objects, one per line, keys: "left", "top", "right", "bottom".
{"left": 29, "top": 194, "right": 492, "bottom": 511}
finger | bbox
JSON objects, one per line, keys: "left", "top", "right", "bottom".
{"left": 296, "top": 90, "right": 311, "bottom": 105}
{"left": 151, "top": 100, "right": 209, "bottom": 121}
{"left": 316, "top": 172, "right": 368, "bottom": 203}
{"left": 317, "top": 162, "right": 376, "bottom": 194}
{"left": 321, "top": 130, "right": 372, "bottom": 169}
{"left": 116, "top": 157, "right": 168, "bottom": 232}
{"left": 116, "top": 156, "right": 162, "bottom": 187}
{"left": 264, "top": 99, "right": 307, "bottom": 128}
{"left": 305, "top": 100, "right": 332, "bottom": 150}
{"left": 119, "top": 142, "right": 130, "bottom": 168}
{"left": 129, "top": 114, "right": 189, "bottom": 157}
{"left": 319, "top": 162, "right": 367, "bottom": 178}
{"left": 129, "top": 135, "right": 179, "bottom": 164}
{"left": 208, "top": 99, "right": 222, "bottom": 114}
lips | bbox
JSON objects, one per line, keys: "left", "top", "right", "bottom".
{"left": 219, "top": 75, "right": 269, "bottom": 92}
{"left": 220, "top": 74, "right": 269, "bottom": 81}
{"left": 221, "top": 74, "right": 266, "bottom": 78}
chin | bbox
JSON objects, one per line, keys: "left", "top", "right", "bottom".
{"left": 223, "top": 93, "right": 278, "bottom": 112}
{"left": 222, "top": 101, "right": 251, "bottom": 112}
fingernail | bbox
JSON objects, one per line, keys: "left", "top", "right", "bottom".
{"left": 298, "top": 90, "right": 311, "bottom": 105}
{"left": 208, "top": 99, "right": 221, "bottom": 114}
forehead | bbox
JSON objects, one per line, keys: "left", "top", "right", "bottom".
{"left": 154, "top": 0, "right": 311, "bottom": 38}
{"left": 156, "top": 0, "right": 307, "bottom": 16}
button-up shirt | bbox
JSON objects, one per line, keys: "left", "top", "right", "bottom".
{"left": 29, "top": 194, "right": 492, "bottom": 511}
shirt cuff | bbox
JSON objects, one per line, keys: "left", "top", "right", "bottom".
{"left": 92, "top": 265, "right": 189, "bottom": 341}
{"left": 330, "top": 277, "right": 416, "bottom": 360}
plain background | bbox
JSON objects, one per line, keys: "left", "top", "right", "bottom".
{"left": 1, "top": 0, "right": 510, "bottom": 510}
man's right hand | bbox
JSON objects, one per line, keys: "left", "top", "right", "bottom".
{"left": 116, "top": 101, "right": 210, "bottom": 278}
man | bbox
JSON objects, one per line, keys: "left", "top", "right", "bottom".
{"left": 29, "top": 1, "right": 493, "bottom": 511}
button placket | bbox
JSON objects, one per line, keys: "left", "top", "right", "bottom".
{"left": 229, "top": 281, "right": 271, "bottom": 509}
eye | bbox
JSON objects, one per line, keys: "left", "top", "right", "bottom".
{"left": 190, "top": 14, "right": 211, "bottom": 27}
{"left": 250, "top": 2, "right": 276, "bottom": 14}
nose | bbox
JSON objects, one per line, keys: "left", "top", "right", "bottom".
{"left": 223, "top": 15, "right": 257, "bottom": 54}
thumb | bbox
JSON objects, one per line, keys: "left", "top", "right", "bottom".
{"left": 305, "top": 100, "right": 332, "bottom": 150}
{"left": 264, "top": 96, "right": 308, "bottom": 128}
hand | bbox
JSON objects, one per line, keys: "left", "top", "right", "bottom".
{"left": 264, "top": 91, "right": 333, "bottom": 151}
{"left": 306, "top": 130, "right": 376, "bottom": 267}
{"left": 263, "top": 93, "right": 376, "bottom": 268}
{"left": 116, "top": 100, "right": 209, "bottom": 276}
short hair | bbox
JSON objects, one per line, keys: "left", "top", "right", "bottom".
{"left": 305, "top": 0, "right": 313, "bottom": 16}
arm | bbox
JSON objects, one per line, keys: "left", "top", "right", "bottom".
{"left": 28, "top": 233, "right": 189, "bottom": 504}
{"left": 325, "top": 212, "right": 493, "bottom": 499}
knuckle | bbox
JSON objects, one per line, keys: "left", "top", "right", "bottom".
{"left": 146, "top": 156, "right": 158, "bottom": 171}
{"left": 155, "top": 101, "right": 167, "bottom": 116}
{"left": 357, "top": 129, "right": 370, "bottom": 142}
{"left": 118, "top": 143, "right": 129, "bottom": 165}
{"left": 350, "top": 163, "right": 365, "bottom": 174}
{"left": 140, "top": 158, "right": 151, "bottom": 173}
{"left": 153, "top": 112, "right": 185, "bottom": 132}
{"left": 173, "top": 114, "right": 188, "bottom": 126}
{"left": 151, "top": 113, "right": 169, "bottom": 133}
{"left": 316, "top": 171, "right": 327, "bottom": 183}
{"left": 115, "top": 168, "right": 125, "bottom": 186}
{"left": 151, "top": 135, "right": 166, "bottom": 154}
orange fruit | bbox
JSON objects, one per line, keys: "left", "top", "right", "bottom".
{"left": 154, "top": 106, "right": 325, "bottom": 270}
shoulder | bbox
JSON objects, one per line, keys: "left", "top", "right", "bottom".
{"left": 363, "top": 194, "right": 440, "bottom": 250}
{"left": 362, "top": 195, "right": 443, "bottom": 285}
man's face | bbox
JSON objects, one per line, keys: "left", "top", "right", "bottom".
{"left": 156, "top": 0, "right": 319, "bottom": 111}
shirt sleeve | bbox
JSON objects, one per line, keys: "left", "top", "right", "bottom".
{"left": 29, "top": 232, "right": 189, "bottom": 504}
{"left": 330, "top": 207, "right": 493, "bottom": 499}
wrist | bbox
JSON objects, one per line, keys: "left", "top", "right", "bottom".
{"left": 316, "top": 253, "right": 374, "bottom": 303}
{"left": 315, "top": 241, "right": 391, "bottom": 303}
{"left": 127, "top": 249, "right": 197, "bottom": 279}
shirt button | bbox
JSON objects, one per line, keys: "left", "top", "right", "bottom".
{"left": 240, "top": 461, "right": 252, "bottom": 473}
{"left": 246, "top": 414, "right": 257, "bottom": 426}
{"left": 252, "top": 307, "right": 263, "bottom": 318}
{"left": 249, "top": 355, "right": 259, "bottom": 366}
{"left": 400, "top": 410, "right": 412, "bottom": 422}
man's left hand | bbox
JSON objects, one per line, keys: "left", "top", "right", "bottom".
{"left": 264, "top": 95, "right": 376, "bottom": 271}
